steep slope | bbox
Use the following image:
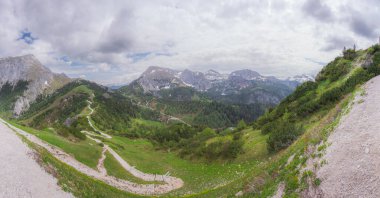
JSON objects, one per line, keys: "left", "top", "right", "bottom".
{"left": 0, "top": 55, "right": 70, "bottom": 115}
{"left": 315, "top": 76, "right": 380, "bottom": 197}
{"left": 225, "top": 45, "right": 380, "bottom": 198}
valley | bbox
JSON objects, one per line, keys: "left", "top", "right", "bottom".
{"left": 1, "top": 43, "right": 380, "bottom": 197}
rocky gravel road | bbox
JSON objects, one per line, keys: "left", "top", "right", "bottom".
{"left": 0, "top": 121, "right": 72, "bottom": 198}
{"left": 317, "top": 75, "right": 380, "bottom": 197}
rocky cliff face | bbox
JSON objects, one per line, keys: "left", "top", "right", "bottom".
{"left": 0, "top": 55, "right": 71, "bottom": 115}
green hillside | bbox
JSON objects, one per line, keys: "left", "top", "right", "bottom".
{"left": 119, "top": 85, "right": 267, "bottom": 128}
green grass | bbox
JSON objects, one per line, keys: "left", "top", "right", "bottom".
{"left": 237, "top": 129, "right": 269, "bottom": 161}
{"left": 8, "top": 120, "right": 102, "bottom": 169}
{"left": 73, "top": 85, "right": 94, "bottom": 95}
{"left": 104, "top": 151, "right": 163, "bottom": 184}
{"left": 132, "top": 118, "right": 164, "bottom": 128}
{"left": 101, "top": 135, "right": 262, "bottom": 196}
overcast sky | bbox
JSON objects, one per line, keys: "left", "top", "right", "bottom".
{"left": 0, "top": 0, "right": 379, "bottom": 85}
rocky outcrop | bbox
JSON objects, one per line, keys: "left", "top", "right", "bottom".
{"left": 360, "top": 54, "right": 374, "bottom": 69}
{"left": 0, "top": 54, "right": 70, "bottom": 115}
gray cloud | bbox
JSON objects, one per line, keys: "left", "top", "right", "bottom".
{"left": 321, "top": 36, "right": 355, "bottom": 51}
{"left": 97, "top": 9, "right": 134, "bottom": 54}
{"left": 302, "top": 0, "right": 334, "bottom": 22}
{"left": 349, "top": 16, "right": 376, "bottom": 39}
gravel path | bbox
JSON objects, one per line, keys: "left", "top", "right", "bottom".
{"left": 317, "top": 76, "right": 380, "bottom": 197}
{"left": 0, "top": 120, "right": 72, "bottom": 198}
{"left": 86, "top": 101, "right": 184, "bottom": 194}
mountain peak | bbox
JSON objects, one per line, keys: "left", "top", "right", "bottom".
{"left": 229, "top": 69, "right": 261, "bottom": 80}
{"left": 0, "top": 54, "right": 70, "bottom": 115}
{"left": 206, "top": 69, "right": 220, "bottom": 74}
{"left": 142, "top": 66, "right": 178, "bottom": 76}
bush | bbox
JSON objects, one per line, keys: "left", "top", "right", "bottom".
{"left": 201, "top": 139, "right": 244, "bottom": 160}
{"left": 224, "top": 140, "right": 244, "bottom": 158}
{"left": 236, "top": 120, "right": 247, "bottom": 131}
{"left": 316, "top": 58, "right": 351, "bottom": 82}
{"left": 267, "top": 120, "right": 303, "bottom": 152}
{"left": 343, "top": 49, "right": 357, "bottom": 60}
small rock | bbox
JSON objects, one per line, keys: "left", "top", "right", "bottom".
{"left": 235, "top": 191, "right": 243, "bottom": 197}
{"left": 365, "top": 147, "right": 370, "bottom": 154}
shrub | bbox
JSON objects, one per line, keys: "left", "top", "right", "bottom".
{"left": 343, "top": 49, "right": 357, "bottom": 60}
{"left": 236, "top": 120, "right": 247, "bottom": 131}
{"left": 316, "top": 57, "right": 351, "bottom": 82}
{"left": 267, "top": 120, "right": 303, "bottom": 152}
{"left": 224, "top": 140, "right": 244, "bottom": 158}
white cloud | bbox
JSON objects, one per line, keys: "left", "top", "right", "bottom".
{"left": 0, "top": 0, "right": 379, "bottom": 85}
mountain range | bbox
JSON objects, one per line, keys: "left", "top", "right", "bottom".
{"left": 0, "top": 55, "right": 314, "bottom": 128}
{"left": 132, "top": 65, "right": 313, "bottom": 93}
{"left": 123, "top": 66, "right": 313, "bottom": 105}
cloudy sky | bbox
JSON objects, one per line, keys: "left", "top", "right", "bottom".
{"left": 0, "top": 0, "right": 379, "bottom": 85}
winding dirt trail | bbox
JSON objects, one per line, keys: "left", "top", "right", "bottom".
{"left": 84, "top": 100, "right": 183, "bottom": 188}
{"left": 86, "top": 101, "right": 112, "bottom": 139}
{"left": 316, "top": 76, "right": 380, "bottom": 197}
{"left": 0, "top": 100, "right": 184, "bottom": 196}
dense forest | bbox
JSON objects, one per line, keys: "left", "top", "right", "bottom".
{"left": 119, "top": 86, "right": 267, "bottom": 128}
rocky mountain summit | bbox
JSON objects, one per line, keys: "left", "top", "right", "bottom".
{"left": 0, "top": 54, "right": 70, "bottom": 115}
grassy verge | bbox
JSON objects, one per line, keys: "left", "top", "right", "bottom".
{"left": 101, "top": 135, "right": 264, "bottom": 196}
{"left": 16, "top": 132, "right": 144, "bottom": 198}
{"left": 7, "top": 120, "right": 102, "bottom": 169}
{"left": 104, "top": 151, "right": 163, "bottom": 184}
